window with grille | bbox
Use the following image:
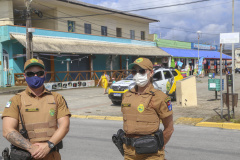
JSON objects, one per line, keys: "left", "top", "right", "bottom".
{"left": 68, "top": 21, "right": 75, "bottom": 32}
{"left": 130, "top": 30, "right": 135, "bottom": 39}
{"left": 116, "top": 28, "right": 122, "bottom": 37}
{"left": 84, "top": 23, "right": 91, "bottom": 34}
{"left": 141, "top": 31, "right": 145, "bottom": 40}
{"left": 101, "top": 26, "right": 107, "bottom": 36}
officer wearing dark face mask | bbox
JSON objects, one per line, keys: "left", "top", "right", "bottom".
{"left": 112, "top": 57, "right": 174, "bottom": 160}
{"left": 2, "top": 58, "right": 71, "bottom": 160}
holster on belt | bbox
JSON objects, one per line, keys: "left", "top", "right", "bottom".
{"left": 154, "top": 129, "right": 164, "bottom": 150}
{"left": 112, "top": 129, "right": 125, "bottom": 156}
{"left": 123, "top": 129, "right": 164, "bottom": 155}
{"left": 2, "top": 147, "right": 10, "bottom": 160}
{"left": 10, "top": 145, "right": 31, "bottom": 160}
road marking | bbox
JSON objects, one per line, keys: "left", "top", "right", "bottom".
{"left": 175, "top": 117, "right": 203, "bottom": 125}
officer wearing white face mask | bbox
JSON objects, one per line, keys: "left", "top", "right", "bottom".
{"left": 112, "top": 57, "right": 174, "bottom": 160}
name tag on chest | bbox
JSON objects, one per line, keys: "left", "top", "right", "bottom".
{"left": 25, "top": 108, "right": 39, "bottom": 112}
{"left": 121, "top": 103, "right": 131, "bottom": 107}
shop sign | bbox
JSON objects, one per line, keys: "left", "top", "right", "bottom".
{"left": 220, "top": 32, "right": 239, "bottom": 44}
{"left": 192, "top": 43, "right": 217, "bottom": 51}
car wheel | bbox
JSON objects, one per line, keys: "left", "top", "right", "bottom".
{"left": 112, "top": 100, "right": 121, "bottom": 105}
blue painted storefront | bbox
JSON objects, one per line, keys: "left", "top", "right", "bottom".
{"left": 0, "top": 25, "right": 156, "bottom": 87}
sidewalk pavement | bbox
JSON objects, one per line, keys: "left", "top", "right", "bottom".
{"left": 0, "top": 86, "right": 26, "bottom": 95}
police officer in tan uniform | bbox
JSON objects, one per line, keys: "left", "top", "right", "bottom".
{"left": 2, "top": 58, "right": 71, "bottom": 160}
{"left": 115, "top": 57, "right": 174, "bottom": 160}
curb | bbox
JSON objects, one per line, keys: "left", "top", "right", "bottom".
{"left": 72, "top": 115, "right": 122, "bottom": 121}
{"left": 196, "top": 122, "right": 240, "bottom": 130}
{"left": 0, "top": 89, "right": 25, "bottom": 95}
{"left": 72, "top": 115, "right": 240, "bottom": 130}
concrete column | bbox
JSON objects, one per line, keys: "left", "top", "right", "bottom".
{"left": 194, "top": 59, "right": 197, "bottom": 70}
{"left": 168, "top": 57, "right": 171, "bottom": 67}
{"left": 186, "top": 58, "right": 189, "bottom": 68}
{"left": 8, "top": 43, "right": 14, "bottom": 86}
{"left": 110, "top": 55, "right": 113, "bottom": 70}
{"left": 126, "top": 56, "right": 129, "bottom": 70}
{"left": 0, "top": 43, "right": 3, "bottom": 87}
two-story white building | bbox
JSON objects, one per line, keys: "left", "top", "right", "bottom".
{"left": 0, "top": 0, "right": 170, "bottom": 87}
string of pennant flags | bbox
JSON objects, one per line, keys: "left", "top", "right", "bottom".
{"left": 38, "top": 55, "right": 89, "bottom": 64}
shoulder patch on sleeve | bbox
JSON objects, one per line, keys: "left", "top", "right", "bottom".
{"left": 6, "top": 101, "right": 12, "bottom": 108}
{"left": 165, "top": 97, "right": 171, "bottom": 103}
{"left": 165, "top": 97, "right": 172, "bottom": 111}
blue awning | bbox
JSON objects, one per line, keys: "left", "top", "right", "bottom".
{"left": 160, "top": 47, "right": 232, "bottom": 60}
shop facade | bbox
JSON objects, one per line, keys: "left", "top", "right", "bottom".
{"left": 0, "top": 25, "right": 170, "bottom": 87}
{"left": 154, "top": 35, "right": 232, "bottom": 77}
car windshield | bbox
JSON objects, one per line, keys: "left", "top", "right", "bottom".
{"left": 125, "top": 74, "right": 133, "bottom": 80}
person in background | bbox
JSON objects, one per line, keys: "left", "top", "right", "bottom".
{"left": 97, "top": 72, "right": 110, "bottom": 94}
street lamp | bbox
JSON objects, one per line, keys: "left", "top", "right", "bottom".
{"left": 197, "top": 31, "right": 201, "bottom": 75}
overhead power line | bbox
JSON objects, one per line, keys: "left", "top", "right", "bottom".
{"left": 1, "top": 0, "right": 211, "bottom": 21}
{"left": 32, "top": 1, "right": 151, "bottom": 40}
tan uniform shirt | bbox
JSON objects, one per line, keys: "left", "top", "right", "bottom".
{"left": 2, "top": 87, "right": 71, "bottom": 121}
{"left": 121, "top": 84, "right": 173, "bottom": 135}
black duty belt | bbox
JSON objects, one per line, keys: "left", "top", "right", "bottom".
{"left": 122, "top": 136, "right": 135, "bottom": 146}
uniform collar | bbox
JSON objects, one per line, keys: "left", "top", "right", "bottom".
{"left": 25, "top": 86, "right": 50, "bottom": 97}
{"left": 130, "top": 84, "right": 156, "bottom": 95}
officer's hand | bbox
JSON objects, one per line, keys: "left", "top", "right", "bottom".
{"left": 28, "top": 145, "right": 39, "bottom": 156}
{"left": 32, "top": 143, "right": 51, "bottom": 159}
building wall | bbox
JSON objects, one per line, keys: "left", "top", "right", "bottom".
{"left": 11, "top": 0, "right": 151, "bottom": 41}
{"left": 0, "top": 0, "right": 14, "bottom": 26}
{"left": 32, "top": 9, "right": 57, "bottom": 30}
{"left": 55, "top": 6, "right": 150, "bottom": 40}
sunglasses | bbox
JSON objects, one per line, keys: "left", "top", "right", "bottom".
{"left": 26, "top": 71, "right": 45, "bottom": 77}
{"left": 131, "top": 69, "right": 147, "bottom": 75}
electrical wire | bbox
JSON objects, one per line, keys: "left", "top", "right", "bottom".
{"left": 32, "top": 1, "right": 150, "bottom": 40}
{"left": 0, "top": 0, "right": 211, "bottom": 21}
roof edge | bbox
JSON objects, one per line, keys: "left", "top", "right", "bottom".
{"left": 57, "top": 0, "right": 159, "bottom": 22}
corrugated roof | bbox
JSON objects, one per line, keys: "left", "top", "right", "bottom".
{"left": 11, "top": 33, "right": 170, "bottom": 57}
{"left": 57, "top": 0, "right": 159, "bottom": 22}
{"left": 160, "top": 47, "right": 232, "bottom": 60}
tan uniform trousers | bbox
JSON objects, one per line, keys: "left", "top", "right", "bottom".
{"left": 123, "top": 144, "right": 165, "bottom": 160}
{"left": 32, "top": 151, "right": 61, "bottom": 160}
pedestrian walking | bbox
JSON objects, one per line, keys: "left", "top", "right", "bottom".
{"left": 2, "top": 58, "right": 71, "bottom": 160}
{"left": 97, "top": 72, "right": 110, "bottom": 94}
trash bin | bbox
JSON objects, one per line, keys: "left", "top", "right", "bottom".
{"left": 222, "top": 93, "right": 238, "bottom": 107}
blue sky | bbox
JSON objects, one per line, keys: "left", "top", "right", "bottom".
{"left": 79, "top": 0, "right": 240, "bottom": 49}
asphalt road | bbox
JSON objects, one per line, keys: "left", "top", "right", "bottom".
{"left": 0, "top": 118, "right": 239, "bottom": 160}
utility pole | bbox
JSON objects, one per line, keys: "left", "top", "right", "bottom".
{"left": 25, "top": 0, "right": 32, "bottom": 60}
{"left": 232, "top": 0, "right": 235, "bottom": 92}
